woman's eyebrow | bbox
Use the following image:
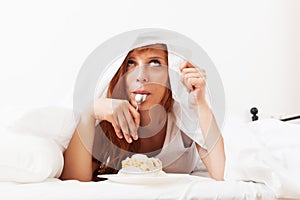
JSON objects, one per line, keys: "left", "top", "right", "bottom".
{"left": 147, "top": 56, "right": 164, "bottom": 60}
{"left": 127, "top": 57, "right": 136, "bottom": 60}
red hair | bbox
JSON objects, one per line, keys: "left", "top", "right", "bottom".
{"left": 93, "top": 44, "right": 174, "bottom": 178}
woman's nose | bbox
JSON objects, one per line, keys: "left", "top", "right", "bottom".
{"left": 136, "top": 66, "right": 149, "bottom": 83}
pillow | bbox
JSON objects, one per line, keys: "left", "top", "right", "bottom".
{"left": 0, "top": 106, "right": 34, "bottom": 128}
{"left": 6, "top": 106, "right": 80, "bottom": 151}
{"left": 0, "top": 130, "right": 64, "bottom": 183}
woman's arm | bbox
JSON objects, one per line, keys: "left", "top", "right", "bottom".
{"left": 195, "top": 101, "right": 225, "bottom": 181}
{"left": 60, "top": 112, "right": 96, "bottom": 182}
{"left": 179, "top": 61, "right": 225, "bottom": 180}
{"left": 60, "top": 98, "right": 140, "bottom": 181}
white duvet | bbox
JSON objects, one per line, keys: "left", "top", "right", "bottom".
{"left": 0, "top": 106, "right": 300, "bottom": 199}
{"left": 223, "top": 118, "right": 300, "bottom": 199}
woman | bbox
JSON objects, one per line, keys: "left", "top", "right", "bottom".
{"left": 60, "top": 43, "right": 225, "bottom": 181}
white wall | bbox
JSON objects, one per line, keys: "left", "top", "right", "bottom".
{"left": 0, "top": 0, "right": 299, "bottom": 122}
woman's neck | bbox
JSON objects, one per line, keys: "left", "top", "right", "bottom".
{"left": 136, "top": 104, "right": 168, "bottom": 155}
{"left": 138, "top": 104, "right": 167, "bottom": 136}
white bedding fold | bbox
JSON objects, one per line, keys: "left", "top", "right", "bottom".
{"left": 0, "top": 177, "right": 275, "bottom": 200}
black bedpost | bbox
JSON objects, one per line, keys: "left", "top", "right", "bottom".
{"left": 250, "top": 107, "right": 259, "bottom": 121}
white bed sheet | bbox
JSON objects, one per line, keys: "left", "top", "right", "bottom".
{"left": 0, "top": 176, "right": 275, "bottom": 200}
{"left": 1, "top": 107, "right": 300, "bottom": 199}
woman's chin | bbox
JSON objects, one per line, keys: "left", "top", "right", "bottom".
{"left": 139, "top": 103, "right": 164, "bottom": 112}
{"left": 137, "top": 106, "right": 149, "bottom": 111}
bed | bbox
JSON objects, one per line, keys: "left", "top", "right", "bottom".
{"left": 0, "top": 106, "right": 299, "bottom": 200}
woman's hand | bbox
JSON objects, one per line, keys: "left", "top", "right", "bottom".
{"left": 180, "top": 62, "right": 225, "bottom": 180}
{"left": 180, "top": 61, "right": 207, "bottom": 107}
{"left": 91, "top": 98, "right": 140, "bottom": 143}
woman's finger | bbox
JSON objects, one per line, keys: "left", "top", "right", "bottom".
{"left": 181, "top": 67, "right": 199, "bottom": 74}
{"left": 183, "top": 73, "right": 206, "bottom": 84}
{"left": 111, "top": 109, "right": 124, "bottom": 139}
{"left": 181, "top": 67, "right": 206, "bottom": 87}
{"left": 123, "top": 108, "right": 138, "bottom": 140}
{"left": 181, "top": 68, "right": 206, "bottom": 76}
{"left": 127, "top": 102, "right": 140, "bottom": 127}
{"left": 110, "top": 119, "right": 123, "bottom": 139}
{"left": 183, "top": 72, "right": 201, "bottom": 79}
{"left": 179, "top": 61, "right": 192, "bottom": 71}
{"left": 180, "top": 62, "right": 206, "bottom": 75}
{"left": 128, "top": 104, "right": 140, "bottom": 140}
{"left": 187, "top": 77, "right": 206, "bottom": 89}
{"left": 117, "top": 113, "right": 132, "bottom": 143}
{"left": 180, "top": 60, "right": 201, "bottom": 70}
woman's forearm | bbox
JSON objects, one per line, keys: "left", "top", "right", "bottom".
{"left": 76, "top": 108, "right": 97, "bottom": 153}
{"left": 60, "top": 107, "right": 96, "bottom": 181}
{"left": 196, "top": 102, "right": 226, "bottom": 180}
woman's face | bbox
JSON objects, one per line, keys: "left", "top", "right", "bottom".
{"left": 125, "top": 44, "right": 169, "bottom": 110}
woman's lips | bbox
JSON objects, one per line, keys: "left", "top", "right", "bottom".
{"left": 133, "top": 90, "right": 151, "bottom": 95}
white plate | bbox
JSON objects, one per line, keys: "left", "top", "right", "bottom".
{"left": 97, "top": 173, "right": 191, "bottom": 185}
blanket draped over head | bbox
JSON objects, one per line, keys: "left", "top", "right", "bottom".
{"left": 73, "top": 28, "right": 226, "bottom": 151}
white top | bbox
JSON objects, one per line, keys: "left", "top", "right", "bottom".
{"left": 155, "top": 111, "right": 209, "bottom": 176}
{"left": 93, "top": 111, "right": 209, "bottom": 177}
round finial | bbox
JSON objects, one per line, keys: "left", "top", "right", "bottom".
{"left": 250, "top": 107, "right": 258, "bottom": 115}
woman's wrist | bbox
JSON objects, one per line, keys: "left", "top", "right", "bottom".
{"left": 194, "top": 98, "right": 209, "bottom": 112}
{"left": 195, "top": 101, "right": 212, "bottom": 121}
{"left": 197, "top": 98, "right": 208, "bottom": 107}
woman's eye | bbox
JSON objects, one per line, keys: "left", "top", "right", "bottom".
{"left": 149, "top": 60, "right": 161, "bottom": 67}
{"left": 127, "top": 59, "right": 135, "bottom": 67}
